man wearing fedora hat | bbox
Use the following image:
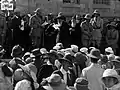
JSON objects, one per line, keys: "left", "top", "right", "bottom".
{"left": 29, "top": 8, "right": 44, "bottom": 48}
{"left": 90, "top": 10, "right": 103, "bottom": 48}
{"left": 9, "top": 45, "right": 26, "bottom": 72}
{"left": 81, "top": 14, "right": 93, "bottom": 47}
{"left": 81, "top": 48, "right": 104, "bottom": 90}
{"left": 53, "top": 57, "right": 77, "bottom": 87}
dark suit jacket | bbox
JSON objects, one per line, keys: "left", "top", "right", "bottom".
{"left": 37, "top": 64, "right": 57, "bottom": 84}
{"left": 57, "top": 21, "right": 71, "bottom": 48}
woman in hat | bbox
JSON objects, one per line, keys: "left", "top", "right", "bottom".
{"left": 90, "top": 10, "right": 103, "bottom": 48}
{"left": 81, "top": 14, "right": 93, "bottom": 47}
{"left": 101, "top": 69, "right": 120, "bottom": 90}
{"left": 55, "top": 14, "right": 71, "bottom": 48}
{"left": 106, "top": 22, "right": 119, "bottom": 54}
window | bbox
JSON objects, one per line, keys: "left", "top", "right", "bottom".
{"left": 63, "top": 0, "right": 80, "bottom": 4}
{"left": 63, "top": 0, "right": 71, "bottom": 3}
{"left": 93, "top": 0, "right": 110, "bottom": 5}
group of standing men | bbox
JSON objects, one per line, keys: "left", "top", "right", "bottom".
{"left": 0, "top": 8, "right": 119, "bottom": 57}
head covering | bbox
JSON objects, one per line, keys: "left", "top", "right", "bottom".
{"left": 93, "top": 9, "right": 100, "bottom": 14}
{"left": 63, "top": 53, "right": 74, "bottom": 63}
{"left": 71, "top": 45, "right": 78, "bottom": 53}
{"left": 58, "top": 58, "right": 73, "bottom": 67}
{"left": 84, "top": 14, "right": 91, "bottom": 19}
{"left": 14, "top": 69, "right": 24, "bottom": 82}
{"left": 34, "top": 8, "right": 42, "bottom": 13}
{"left": 40, "top": 48, "right": 48, "bottom": 54}
{"left": 53, "top": 46, "right": 61, "bottom": 51}
{"left": 65, "top": 48, "right": 74, "bottom": 56}
{"left": 74, "top": 52, "right": 87, "bottom": 64}
{"left": 80, "top": 47, "right": 88, "bottom": 54}
{"left": 108, "top": 54, "right": 115, "bottom": 61}
{"left": 87, "top": 48, "right": 102, "bottom": 59}
{"left": 100, "top": 55, "right": 108, "bottom": 64}
{"left": 102, "top": 69, "right": 120, "bottom": 79}
{"left": 31, "top": 48, "right": 41, "bottom": 57}
{"left": 23, "top": 52, "right": 31, "bottom": 60}
{"left": 11, "top": 45, "right": 24, "bottom": 57}
{"left": 43, "top": 74, "right": 66, "bottom": 90}
{"left": 56, "top": 43, "right": 63, "bottom": 48}
{"left": 105, "top": 47, "right": 114, "bottom": 54}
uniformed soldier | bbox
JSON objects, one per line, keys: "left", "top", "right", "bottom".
{"left": 0, "top": 11, "right": 7, "bottom": 46}
{"left": 106, "top": 22, "right": 119, "bottom": 54}
{"left": 29, "top": 8, "right": 44, "bottom": 48}
{"left": 90, "top": 10, "right": 103, "bottom": 48}
{"left": 81, "top": 14, "right": 93, "bottom": 47}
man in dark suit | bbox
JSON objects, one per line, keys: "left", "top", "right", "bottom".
{"left": 53, "top": 58, "right": 76, "bottom": 86}
{"left": 11, "top": 10, "right": 22, "bottom": 46}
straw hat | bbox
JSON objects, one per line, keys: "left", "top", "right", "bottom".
{"left": 105, "top": 47, "right": 114, "bottom": 54}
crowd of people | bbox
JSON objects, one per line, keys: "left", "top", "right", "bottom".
{"left": 0, "top": 7, "right": 120, "bottom": 90}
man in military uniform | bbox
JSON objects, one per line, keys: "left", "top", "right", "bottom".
{"left": 81, "top": 14, "right": 93, "bottom": 47}
{"left": 0, "top": 11, "right": 7, "bottom": 46}
{"left": 29, "top": 8, "right": 44, "bottom": 48}
{"left": 90, "top": 10, "right": 103, "bottom": 48}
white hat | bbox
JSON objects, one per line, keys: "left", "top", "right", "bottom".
{"left": 105, "top": 47, "right": 114, "bottom": 54}
{"left": 40, "top": 48, "right": 48, "bottom": 54}
{"left": 53, "top": 46, "right": 61, "bottom": 50}
{"left": 102, "top": 69, "right": 120, "bottom": 79}
{"left": 80, "top": 47, "right": 88, "bottom": 54}
{"left": 71, "top": 45, "right": 78, "bottom": 53}
{"left": 56, "top": 43, "right": 63, "bottom": 48}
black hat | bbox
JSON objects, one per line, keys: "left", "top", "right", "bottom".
{"left": 58, "top": 58, "right": 73, "bottom": 67}
{"left": 87, "top": 49, "right": 102, "bottom": 59}
{"left": 11, "top": 45, "right": 24, "bottom": 57}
